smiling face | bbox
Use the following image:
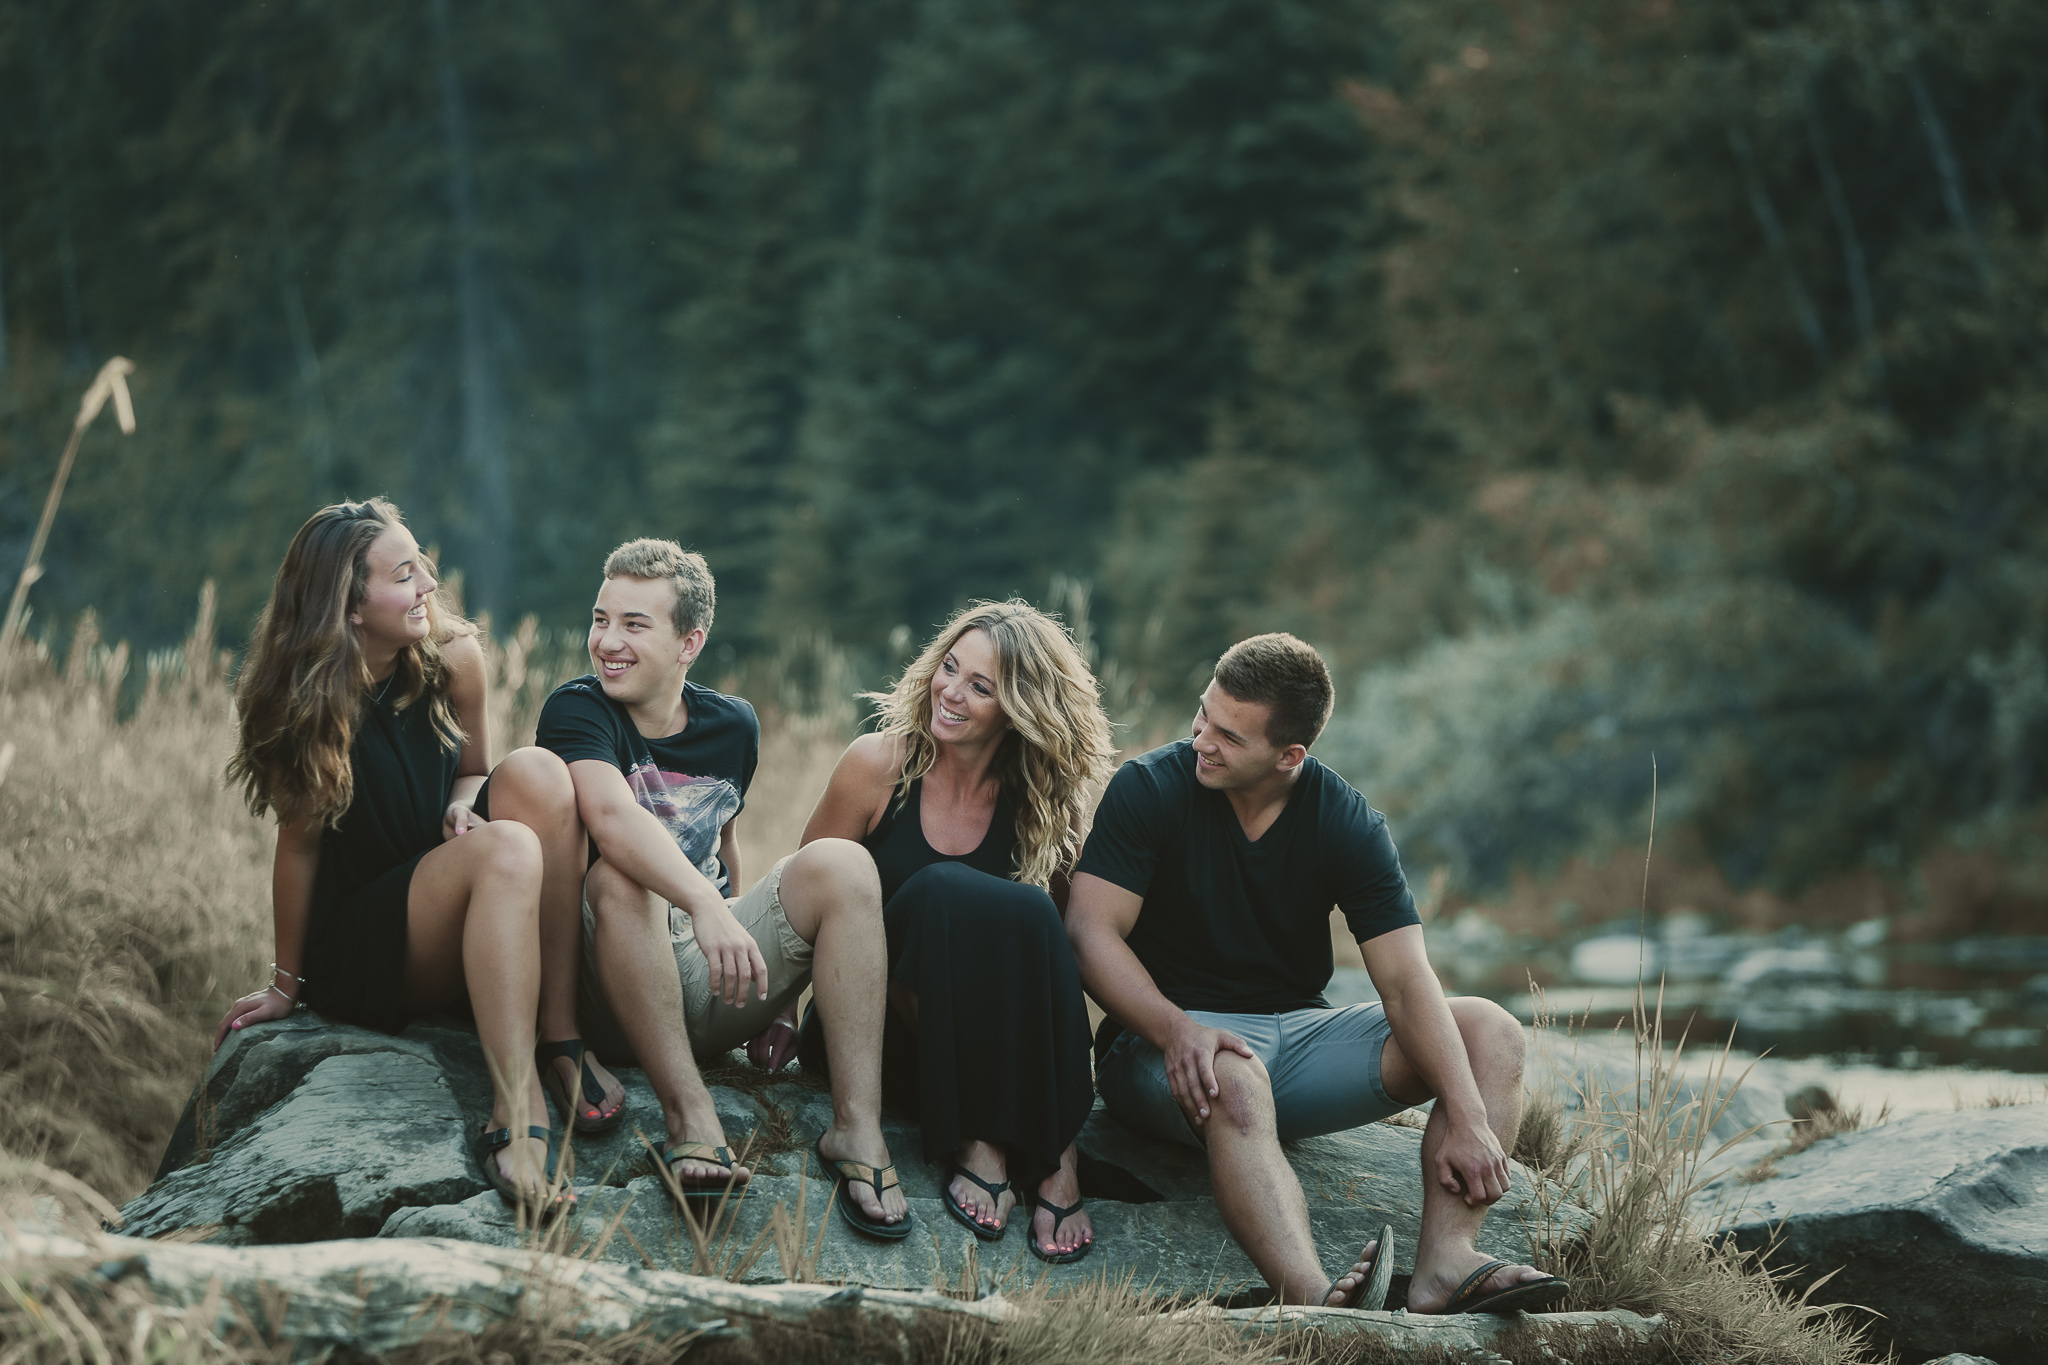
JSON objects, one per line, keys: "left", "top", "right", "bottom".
{"left": 351, "top": 525, "right": 436, "bottom": 654}
{"left": 589, "top": 574, "right": 703, "bottom": 708}
{"left": 928, "top": 627, "right": 1008, "bottom": 746}
{"left": 1189, "top": 681, "right": 1302, "bottom": 790}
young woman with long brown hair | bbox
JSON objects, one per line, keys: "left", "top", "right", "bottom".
{"left": 796, "top": 600, "right": 1114, "bottom": 1262}
{"left": 214, "top": 498, "right": 582, "bottom": 1209}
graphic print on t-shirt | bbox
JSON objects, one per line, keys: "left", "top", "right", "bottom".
{"left": 625, "top": 761, "right": 741, "bottom": 894}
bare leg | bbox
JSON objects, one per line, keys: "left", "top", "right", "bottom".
{"left": 1200, "top": 1050, "right": 1354, "bottom": 1304}
{"left": 1030, "top": 1142, "right": 1092, "bottom": 1256}
{"left": 484, "top": 747, "right": 623, "bottom": 1123}
{"left": 584, "top": 858, "right": 746, "bottom": 1187}
{"left": 1379, "top": 998, "right": 1552, "bottom": 1313}
{"left": 404, "top": 820, "right": 554, "bottom": 1201}
{"left": 776, "top": 838, "right": 907, "bottom": 1227}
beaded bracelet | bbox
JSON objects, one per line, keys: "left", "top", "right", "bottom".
{"left": 271, "top": 962, "right": 306, "bottom": 984}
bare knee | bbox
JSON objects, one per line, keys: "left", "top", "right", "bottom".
{"left": 1210, "top": 1050, "right": 1274, "bottom": 1134}
{"left": 583, "top": 858, "right": 653, "bottom": 921}
{"left": 784, "top": 838, "right": 881, "bottom": 915}
{"left": 473, "top": 819, "right": 544, "bottom": 881}
{"left": 492, "top": 746, "right": 576, "bottom": 810}
{"left": 1451, "top": 997, "right": 1526, "bottom": 1080}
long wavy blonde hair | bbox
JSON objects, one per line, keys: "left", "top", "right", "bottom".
{"left": 866, "top": 600, "right": 1115, "bottom": 888}
{"left": 228, "top": 498, "right": 469, "bottom": 826}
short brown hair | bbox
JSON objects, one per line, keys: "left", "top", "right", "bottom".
{"left": 603, "top": 538, "right": 716, "bottom": 637}
{"left": 1212, "top": 633, "right": 1334, "bottom": 750}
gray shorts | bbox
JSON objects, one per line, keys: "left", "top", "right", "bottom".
{"left": 1095, "top": 1003, "right": 1403, "bottom": 1148}
{"left": 576, "top": 853, "right": 814, "bottom": 1063}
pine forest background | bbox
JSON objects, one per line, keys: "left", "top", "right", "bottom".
{"left": 2, "top": 0, "right": 2046, "bottom": 916}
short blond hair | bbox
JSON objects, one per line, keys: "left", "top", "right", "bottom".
{"left": 603, "top": 538, "right": 716, "bottom": 637}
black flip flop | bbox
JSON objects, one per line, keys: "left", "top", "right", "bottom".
{"left": 944, "top": 1165, "right": 1011, "bottom": 1242}
{"left": 536, "top": 1038, "right": 625, "bottom": 1135}
{"left": 1331, "top": 1224, "right": 1395, "bottom": 1312}
{"left": 812, "top": 1136, "right": 914, "bottom": 1240}
{"left": 1027, "top": 1193, "right": 1091, "bottom": 1265}
{"left": 1439, "top": 1260, "right": 1571, "bottom": 1315}
{"left": 652, "top": 1141, "right": 745, "bottom": 1205}
{"left": 476, "top": 1123, "right": 575, "bottom": 1213}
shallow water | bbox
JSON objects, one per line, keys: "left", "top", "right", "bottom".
{"left": 1329, "top": 920, "right": 2048, "bottom": 1076}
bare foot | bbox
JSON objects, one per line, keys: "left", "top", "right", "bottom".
{"left": 1030, "top": 1144, "right": 1092, "bottom": 1257}
{"left": 1406, "top": 1255, "right": 1555, "bottom": 1315}
{"left": 542, "top": 1042, "right": 626, "bottom": 1125}
{"left": 950, "top": 1139, "right": 1016, "bottom": 1231}
{"left": 660, "top": 1133, "right": 752, "bottom": 1191}
{"left": 1323, "top": 1238, "right": 1382, "bottom": 1308}
{"left": 818, "top": 1122, "right": 910, "bottom": 1226}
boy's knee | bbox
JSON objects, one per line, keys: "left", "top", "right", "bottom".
{"left": 787, "top": 838, "right": 881, "bottom": 907}
{"left": 583, "top": 859, "right": 650, "bottom": 918}
{"left": 495, "top": 746, "right": 574, "bottom": 804}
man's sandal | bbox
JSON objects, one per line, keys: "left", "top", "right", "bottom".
{"left": 536, "top": 1038, "right": 625, "bottom": 1135}
{"left": 1330, "top": 1224, "right": 1396, "bottom": 1312}
{"left": 653, "top": 1141, "right": 745, "bottom": 1205}
{"left": 1027, "top": 1193, "right": 1091, "bottom": 1265}
{"left": 476, "top": 1124, "right": 575, "bottom": 1214}
{"left": 812, "top": 1136, "right": 913, "bottom": 1240}
{"left": 1438, "top": 1261, "right": 1571, "bottom": 1315}
{"left": 944, "top": 1164, "right": 1011, "bottom": 1242}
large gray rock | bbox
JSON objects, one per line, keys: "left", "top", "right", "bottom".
{"left": 1709, "top": 1104, "right": 2048, "bottom": 1365}
{"left": 127, "top": 1016, "right": 1585, "bottom": 1306}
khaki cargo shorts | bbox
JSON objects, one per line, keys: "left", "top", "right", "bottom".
{"left": 576, "top": 853, "right": 815, "bottom": 1063}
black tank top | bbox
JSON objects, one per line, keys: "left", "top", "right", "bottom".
{"left": 314, "top": 676, "right": 461, "bottom": 908}
{"left": 861, "top": 776, "right": 1019, "bottom": 901}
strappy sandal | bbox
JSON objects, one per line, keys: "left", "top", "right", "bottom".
{"left": 476, "top": 1123, "right": 575, "bottom": 1213}
{"left": 811, "top": 1135, "right": 913, "bottom": 1240}
{"left": 1027, "top": 1192, "right": 1092, "bottom": 1265}
{"left": 536, "top": 1038, "right": 625, "bottom": 1135}
{"left": 1437, "top": 1260, "right": 1570, "bottom": 1315}
{"left": 653, "top": 1141, "right": 745, "bottom": 1205}
{"left": 944, "top": 1163, "right": 1011, "bottom": 1242}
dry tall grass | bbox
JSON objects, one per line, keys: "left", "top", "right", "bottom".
{"left": 0, "top": 597, "right": 847, "bottom": 1203}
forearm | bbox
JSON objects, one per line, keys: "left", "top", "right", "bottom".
{"left": 269, "top": 835, "right": 319, "bottom": 996}
{"left": 1381, "top": 973, "right": 1487, "bottom": 1123}
{"left": 449, "top": 774, "right": 486, "bottom": 807}
{"left": 1069, "top": 924, "right": 1190, "bottom": 1051}
{"left": 584, "top": 799, "right": 727, "bottom": 918}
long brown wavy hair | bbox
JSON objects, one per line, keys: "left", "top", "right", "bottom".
{"left": 228, "top": 498, "right": 469, "bottom": 826}
{"left": 865, "top": 600, "right": 1116, "bottom": 888}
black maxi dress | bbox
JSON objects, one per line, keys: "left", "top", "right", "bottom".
{"left": 297, "top": 678, "right": 460, "bottom": 1034}
{"left": 799, "top": 778, "right": 1096, "bottom": 1189}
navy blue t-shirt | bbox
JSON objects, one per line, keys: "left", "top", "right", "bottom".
{"left": 535, "top": 676, "right": 759, "bottom": 896}
{"left": 1076, "top": 739, "right": 1420, "bottom": 1030}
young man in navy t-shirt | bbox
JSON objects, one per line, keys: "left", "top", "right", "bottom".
{"left": 1068, "top": 633, "right": 1565, "bottom": 1314}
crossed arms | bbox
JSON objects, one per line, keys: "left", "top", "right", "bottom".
{"left": 564, "top": 758, "right": 767, "bottom": 1007}
{"left": 1065, "top": 872, "right": 1514, "bottom": 1207}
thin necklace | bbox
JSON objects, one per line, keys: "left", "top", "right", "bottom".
{"left": 372, "top": 669, "right": 397, "bottom": 704}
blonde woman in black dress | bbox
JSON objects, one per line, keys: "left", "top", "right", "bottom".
{"left": 797, "top": 601, "right": 1114, "bottom": 1261}
{"left": 214, "top": 499, "right": 581, "bottom": 1210}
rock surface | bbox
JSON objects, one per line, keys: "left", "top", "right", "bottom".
{"left": 1703, "top": 1104, "right": 2048, "bottom": 1365}
{"left": 4, "top": 1223, "right": 1662, "bottom": 1365}
{"left": 123, "top": 1016, "right": 1587, "bottom": 1305}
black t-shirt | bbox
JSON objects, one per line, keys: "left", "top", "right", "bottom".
{"left": 535, "top": 675, "right": 759, "bottom": 896}
{"left": 1075, "top": 739, "right": 1420, "bottom": 1036}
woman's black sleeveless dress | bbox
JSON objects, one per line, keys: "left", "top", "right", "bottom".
{"left": 298, "top": 678, "right": 460, "bottom": 1034}
{"left": 800, "top": 778, "right": 1096, "bottom": 1188}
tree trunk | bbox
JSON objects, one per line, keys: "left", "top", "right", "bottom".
{"left": 1727, "top": 125, "right": 1830, "bottom": 368}
{"left": 1799, "top": 93, "right": 1885, "bottom": 391}
{"left": 430, "top": 0, "right": 514, "bottom": 618}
